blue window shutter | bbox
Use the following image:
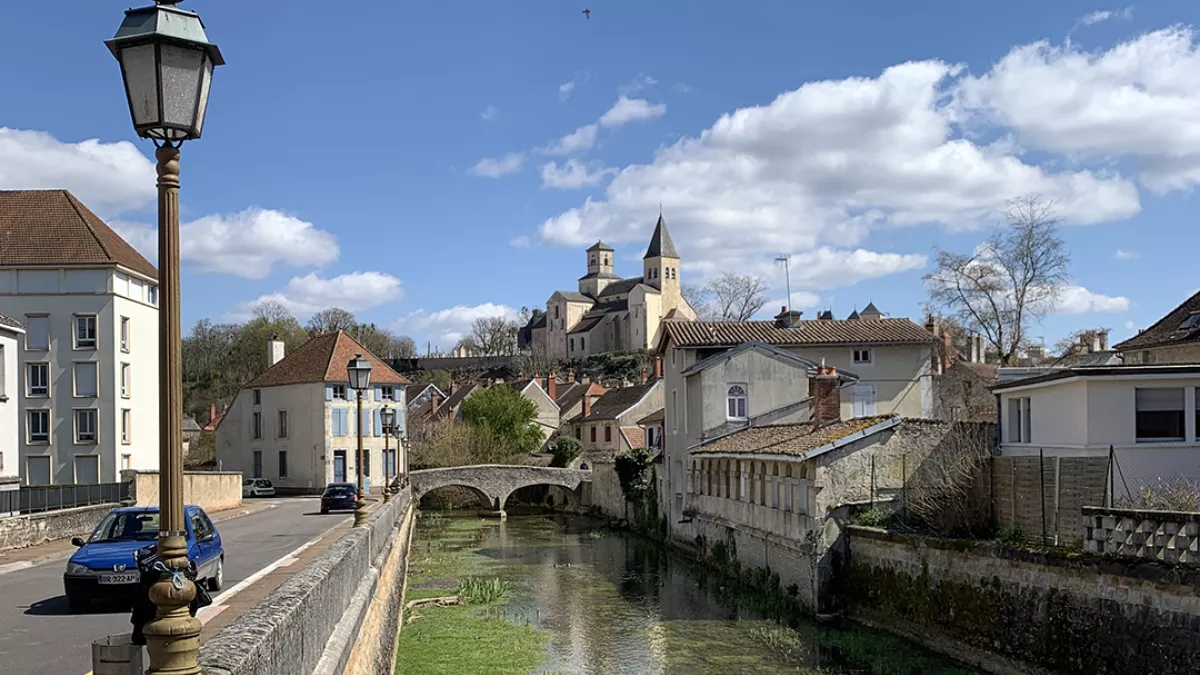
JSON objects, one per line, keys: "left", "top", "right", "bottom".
{"left": 325, "top": 385, "right": 333, "bottom": 401}
{"left": 374, "top": 386, "right": 382, "bottom": 402}
{"left": 349, "top": 409, "right": 356, "bottom": 438}
{"left": 338, "top": 409, "right": 347, "bottom": 437}
{"left": 374, "top": 409, "right": 382, "bottom": 436}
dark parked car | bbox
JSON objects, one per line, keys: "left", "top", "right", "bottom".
{"left": 321, "top": 482, "right": 358, "bottom": 514}
{"left": 63, "top": 505, "right": 224, "bottom": 612}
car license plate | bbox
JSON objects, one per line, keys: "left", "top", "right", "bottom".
{"left": 99, "top": 572, "right": 139, "bottom": 585}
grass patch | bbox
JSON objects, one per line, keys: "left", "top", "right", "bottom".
{"left": 395, "top": 604, "right": 547, "bottom": 675}
{"left": 456, "top": 577, "right": 509, "bottom": 604}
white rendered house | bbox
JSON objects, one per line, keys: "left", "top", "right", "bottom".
{"left": 0, "top": 190, "right": 160, "bottom": 485}
{"left": 0, "top": 314, "right": 24, "bottom": 482}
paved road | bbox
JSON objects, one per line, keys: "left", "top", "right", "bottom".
{"left": 0, "top": 498, "right": 349, "bottom": 675}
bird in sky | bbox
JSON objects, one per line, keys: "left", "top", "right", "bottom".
{"left": 582, "top": 8, "right": 591, "bottom": 20}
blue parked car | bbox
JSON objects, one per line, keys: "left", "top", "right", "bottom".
{"left": 63, "top": 505, "right": 224, "bottom": 613}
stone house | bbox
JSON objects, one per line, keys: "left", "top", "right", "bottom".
{"left": 526, "top": 214, "right": 696, "bottom": 361}
{"left": 655, "top": 307, "right": 937, "bottom": 531}
{"left": 216, "top": 331, "right": 409, "bottom": 495}
{"left": 637, "top": 408, "right": 664, "bottom": 452}
{"left": 1, "top": 190, "right": 161, "bottom": 486}
{"left": 1116, "top": 290, "right": 1200, "bottom": 365}
{"left": 406, "top": 383, "right": 445, "bottom": 412}
{"left": 506, "top": 377, "right": 561, "bottom": 445}
{"left": 562, "top": 381, "right": 664, "bottom": 457}
{"left": 0, "top": 314, "right": 23, "bottom": 481}
{"left": 411, "top": 381, "right": 479, "bottom": 426}
{"left": 553, "top": 378, "right": 608, "bottom": 424}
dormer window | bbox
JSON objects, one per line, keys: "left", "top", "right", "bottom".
{"left": 1180, "top": 312, "right": 1200, "bottom": 331}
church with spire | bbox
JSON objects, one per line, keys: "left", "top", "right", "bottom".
{"left": 526, "top": 213, "right": 696, "bottom": 360}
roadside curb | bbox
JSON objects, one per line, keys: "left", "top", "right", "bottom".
{"left": 0, "top": 501, "right": 284, "bottom": 578}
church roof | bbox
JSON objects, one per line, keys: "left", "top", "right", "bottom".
{"left": 643, "top": 214, "right": 678, "bottom": 259}
{"left": 551, "top": 290, "right": 594, "bottom": 304}
{"left": 587, "top": 240, "right": 614, "bottom": 252}
{"left": 598, "top": 277, "right": 646, "bottom": 297}
{"left": 568, "top": 314, "right": 606, "bottom": 335}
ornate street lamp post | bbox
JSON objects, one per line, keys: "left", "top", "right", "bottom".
{"left": 380, "top": 405, "right": 395, "bottom": 503}
{"left": 346, "top": 354, "right": 372, "bottom": 527}
{"left": 106, "top": 3, "right": 222, "bottom": 674}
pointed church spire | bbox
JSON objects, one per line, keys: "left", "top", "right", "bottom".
{"left": 643, "top": 211, "right": 679, "bottom": 259}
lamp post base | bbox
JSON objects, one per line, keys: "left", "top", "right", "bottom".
{"left": 383, "top": 487, "right": 392, "bottom": 503}
{"left": 354, "top": 492, "right": 368, "bottom": 527}
{"left": 144, "top": 533, "right": 202, "bottom": 675}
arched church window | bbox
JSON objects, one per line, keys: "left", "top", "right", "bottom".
{"left": 727, "top": 384, "right": 748, "bottom": 420}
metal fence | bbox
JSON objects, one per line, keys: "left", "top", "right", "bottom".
{"left": 0, "top": 483, "right": 123, "bottom": 515}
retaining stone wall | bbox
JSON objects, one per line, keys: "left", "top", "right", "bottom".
{"left": 0, "top": 503, "right": 117, "bottom": 551}
{"left": 847, "top": 525, "right": 1200, "bottom": 675}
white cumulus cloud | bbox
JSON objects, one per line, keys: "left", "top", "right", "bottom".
{"left": 225, "top": 271, "right": 404, "bottom": 321}
{"left": 1114, "top": 249, "right": 1141, "bottom": 260}
{"left": 470, "top": 153, "right": 525, "bottom": 178}
{"left": 1055, "top": 286, "right": 1131, "bottom": 315}
{"left": 393, "top": 302, "right": 518, "bottom": 348}
{"left": 540, "top": 125, "right": 598, "bottom": 156}
{"left": 599, "top": 96, "right": 668, "bottom": 127}
{"left": 541, "top": 159, "right": 617, "bottom": 189}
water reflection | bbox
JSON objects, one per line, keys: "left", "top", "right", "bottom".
{"left": 410, "top": 513, "right": 978, "bottom": 675}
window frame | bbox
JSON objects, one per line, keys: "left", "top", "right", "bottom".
{"left": 121, "top": 362, "right": 131, "bottom": 398}
{"left": 73, "top": 361, "right": 99, "bottom": 398}
{"left": 74, "top": 314, "right": 98, "bottom": 350}
{"left": 120, "top": 316, "right": 130, "bottom": 352}
{"left": 26, "top": 362, "right": 50, "bottom": 397}
{"left": 26, "top": 455, "right": 52, "bottom": 485}
{"left": 1134, "top": 387, "right": 1186, "bottom": 443}
{"left": 122, "top": 408, "right": 132, "bottom": 444}
{"left": 252, "top": 411, "right": 263, "bottom": 440}
{"left": 74, "top": 454, "right": 101, "bottom": 484}
{"left": 147, "top": 285, "right": 159, "bottom": 306}
{"left": 1007, "top": 396, "right": 1031, "bottom": 444}
{"left": 253, "top": 389, "right": 262, "bottom": 405}
{"left": 590, "top": 426, "right": 596, "bottom": 443}
{"left": 380, "top": 385, "right": 395, "bottom": 401}
{"left": 252, "top": 450, "right": 263, "bottom": 478}
{"left": 332, "top": 384, "right": 348, "bottom": 400}
{"left": 726, "top": 383, "right": 749, "bottom": 421}
{"left": 852, "top": 348, "right": 873, "bottom": 365}
{"left": 27, "top": 409, "right": 51, "bottom": 444}
{"left": 24, "top": 314, "right": 50, "bottom": 352}
{"left": 278, "top": 450, "right": 288, "bottom": 478}
{"left": 278, "top": 410, "right": 288, "bottom": 439}
{"left": 605, "top": 425, "right": 612, "bottom": 442}
{"left": 75, "top": 408, "right": 99, "bottom": 444}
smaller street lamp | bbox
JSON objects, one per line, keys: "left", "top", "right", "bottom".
{"left": 346, "top": 354, "right": 372, "bottom": 527}
{"left": 380, "top": 405, "right": 395, "bottom": 503}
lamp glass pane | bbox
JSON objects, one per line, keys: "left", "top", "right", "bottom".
{"left": 121, "top": 44, "right": 160, "bottom": 127}
{"left": 194, "top": 56, "right": 213, "bottom": 136}
{"left": 160, "top": 43, "right": 204, "bottom": 129}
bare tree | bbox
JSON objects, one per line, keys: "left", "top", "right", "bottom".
{"left": 1053, "top": 327, "right": 1111, "bottom": 359}
{"left": 517, "top": 344, "right": 557, "bottom": 377}
{"left": 464, "top": 316, "right": 518, "bottom": 356}
{"left": 306, "top": 307, "right": 357, "bottom": 335}
{"left": 252, "top": 300, "right": 292, "bottom": 323}
{"left": 389, "top": 334, "right": 418, "bottom": 359}
{"left": 681, "top": 283, "right": 710, "bottom": 316}
{"left": 905, "top": 422, "right": 996, "bottom": 538}
{"left": 705, "top": 273, "right": 769, "bottom": 321}
{"left": 924, "top": 196, "right": 1071, "bottom": 366}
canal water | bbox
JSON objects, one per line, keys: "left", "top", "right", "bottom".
{"left": 403, "top": 513, "right": 981, "bottom": 675}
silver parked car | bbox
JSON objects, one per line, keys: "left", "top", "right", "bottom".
{"left": 242, "top": 478, "right": 275, "bottom": 498}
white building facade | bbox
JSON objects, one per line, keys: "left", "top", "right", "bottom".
{"left": 0, "top": 190, "right": 160, "bottom": 486}
{"left": 0, "top": 314, "right": 24, "bottom": 481}
{"left": 216, "top": 332, "right": 410, "bottom": 494}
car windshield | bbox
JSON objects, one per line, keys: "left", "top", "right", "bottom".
{"left": 89, "top": 511, "right": 160, "bottom": 543}
{"left": 325, "top": 485, "right": 353, "bottom": 496}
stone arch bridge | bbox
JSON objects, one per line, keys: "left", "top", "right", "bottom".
{"left": 410, "top": 465, "right": 592, "bottom": 516}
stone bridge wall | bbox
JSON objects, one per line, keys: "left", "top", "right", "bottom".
{"left": 410, "top": 465, "right": 591, "bottom": 511}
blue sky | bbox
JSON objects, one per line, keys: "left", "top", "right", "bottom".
{"left": 2, "top": 1, "right": 1199, "bottom": 351}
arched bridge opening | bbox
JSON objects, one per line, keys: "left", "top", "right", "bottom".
{"left": 410, "top": 465, "right": 592, "bottom": 518}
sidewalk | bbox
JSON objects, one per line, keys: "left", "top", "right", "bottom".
{"left": 0, "top": 499, "right": 279, "bottom": 576}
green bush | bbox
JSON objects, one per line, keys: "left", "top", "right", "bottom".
{"left": 855, "top": 507, "right": 892, "bottom": 527}
{"left": 549, "top": 436, "right": 582, "bottom": 468}
{"left": 997, "top": 525, "right": 1024, "bottom": 546}
{"left": 459, "top": 386, "right": 543, "bottom": 458}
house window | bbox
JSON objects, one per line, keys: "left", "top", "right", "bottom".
{"left": 380, "top": 385, "right": 395, "bottom": 401}
{"left": 74, "top": 455, "right": 100, "bottom": 484}
{"left": 332, "top": 384, "right": 347, "bottom": 400}
{"left": 278, "top": 410, "right": 288, "bottom": 438}
{"left": 1007, "top": 397, "right": 1031, "bottom": 443}
{"left": 74, "top": 315, "right": 97, "bottom": 349}
{"left": 1142, "top": 350, "right": 1154, "bottom": 364}
{"left": 605, "top": 425, "right": 612, "bottom": 442}
{"left": 27, "top": 363, "right": 49, "bottom": 397}
{"left": 590, "top": 426, "right": 597, "bottom": 443}
{"left": 278, "top": 451, "right": 288, "bottom": 478}
{"left": 27, "top": 456, "right": 51, "bottom": 485}
{"left": 575, "top": 426, "right": 581, "bottom": 440}
{"left": 120, "top": 317, "right": 130, "bottom": 352}
{"left": 122, "top": 409, "right": 132, "bottom": 444}
{"left": 852, "top": 349, "right": 873, "bottom": 364}
{"left": 727, "top": 384, "right": 748, "bottom": 420}
{"left": 121, "top": 363, "right": 131, "bottom": 398}
{"left": 581, "top": 337, "right": 586, "bottom": 351}
{"left": 147, "top": 285, "right": 158, "bottom": 305}
{"left": 253, "top": 412, "right": 263, "bottom": 440}
{"left": 1135, "top": 388, "right": 1185, "bottom": 442}
{"left": 28, "top": 410, "right": 50, "bottom": 443}
{"left": 253, "top": 451, "right": 263, "bottom": 478}
{"left": 570, "top": 338, "right": 575, "bottom": 352}
{"left": 74, "top": 362, "right": 98, "bottom": 398}
{"left": 75, "top": 409, "right": 98, "bottom": 443}
{"left": 555, "top": 305, "right": 560, "bottom": 319}
{"left": 25, "top": 315, "right": 50, "bottom": 351}
{"left": 253, "top": 389, "right": 262, "bottom": 405}
{"left": 1180, "top": 312, "right": 1200, "bottom": 330}
{"left": 671, "top": 389, "right": 678, "bottom": 433}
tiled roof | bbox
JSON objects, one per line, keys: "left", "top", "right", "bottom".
{"left": 0, "top": 190, "right": 158, "bottom": 279}
{"left": 1113, "top": 290, "right": 1200, "bottom": 351}
{"left": 621, "top": 426, "right": 645, "bottom": 449}
{"left": 556, "top": 381, "right": 607, "bottom": 417}
{"left": 431, "top": 383, "right": 478, "bottom": 420}
{"left": 0, "top": 312, "right": 22, "bottom": 331}
{"left": 643, "top": 214, "right": 678, "bottom": 259}
{"left": 585, "top": 299, "right": 629, "bottom": 315}
{"left": 552, "top": 290, "right": 594, "bottom": 304}
{"left": 587, "top": 240, "right": 614, "bottom": 252}
{"left": 636, "top": 408, "right": 664, "bottom": 425}
{"left": 244, "top": 331, "right": 409, "bottom": 389}
{"left": 692, "top": 415, "right": 897, "bottom": 457}
{"left": 598, "top": 278, "right": 644, "bottom": 297}
{"left": 578, "top": 382, "right": 658, "bottom": 422}
{"left": 661, "top": 318, "right": 936, "bottom": 349}
{"left": 568, "top": 314, "right": 605, "bottom": 335}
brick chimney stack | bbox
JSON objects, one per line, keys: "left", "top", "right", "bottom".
{"left": 942, "top": 330, "right": 953, "bottom": 373}
{"left": 547, "top": 372, "right": 558, "bottom": 401}
{"left": 654, "top": 356, "right": 663, "bottom": 380}
{"left": 582, "top": 392, "right": 592, "bottom": 418}
{"left": 430, "top": 390, "right": 439, "bottom": 417}
{"left": 811, "top": 363, "right": 841, "bottom": 428}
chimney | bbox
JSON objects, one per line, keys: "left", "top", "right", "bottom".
{"left": 582, "top": 393, "right": 592, "bottom": 418}
{"left": 209, "top": 404, "right": 217, "bottom": 426}
{"left": 547, "top": 372, "right": 558, "bottom": 401}
{"left": 774, "top": 306, "right": 802, "bottom": 329}
{"left": 941, "top": 330, "right": 952, "bottom": 373}
{"left": 969, "top": 335, "right": 978, "bottom": 364}
{"left": 1099, "top": 330, "right": 1109, "bottom": 351}
{"left": 267, "top": 334, "right": 285, "bottom": 367}
{"left": 448, "top": 380, "right": 456, "bottom": 395}
{"left": 1090, "top": 333, "right": 1102, "bottom": 353}
{"left": 654, "top": 356, "right": 663, "bottom": 380}
{"left": 811, "top": 364, "right": 841, "bottom": 427}
{"left": 925, "top": 314, "right": 936, "bottom": 334}
{"left": 430, "top": 390, "right": 439, "bottom": 417}
{"left": 640, "top": 368, "right": 649, "bottom": 385}
{"left": 582, "top": 374, "right": 591, "bottom": 385}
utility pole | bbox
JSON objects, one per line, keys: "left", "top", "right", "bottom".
{"left": 775, "top": 255, "right": 792, "bottom": 311}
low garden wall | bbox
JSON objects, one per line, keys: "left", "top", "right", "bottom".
{"left": 123, "top": 470, "right": 242, "bottom": 513}
{"left": 1083, "top": 506, "right": 1200, "bottom": 564}
{"left": 847, "top": 525, "right": 1200, "bottom": 675}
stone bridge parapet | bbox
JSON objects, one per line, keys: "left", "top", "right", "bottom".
{"left": 410, "top": 465, "right": 592, "bottom": 513}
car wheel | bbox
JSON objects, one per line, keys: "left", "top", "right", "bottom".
{"left": 320, "top": 507, "right": 329, "bottom": 514}
{"left": 68, "top": 597, "right": 88, "bottom": 613}
{"left": 208, "top": 557, "right": 224, "bottom": 592}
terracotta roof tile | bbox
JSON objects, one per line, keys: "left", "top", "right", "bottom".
{"left": 661, "top": 318, "right": 935, "bottom": 349}
{"left": 1114, "top": 290, "right": 1200, "bottom": 351}
{"left": 578, "top": 382, "right": 658, "bottom": 422}
{"left": 692, "top": 415, "right": 897, "bottom": 457}
{"left": 244, "top": 331, "right": 409, "bottom": 389}
{"left": 621, "top": 426, "right": 645, "bottom": 449}
{"left": 0, "top": 190, "right": 158, "bottom": 279}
